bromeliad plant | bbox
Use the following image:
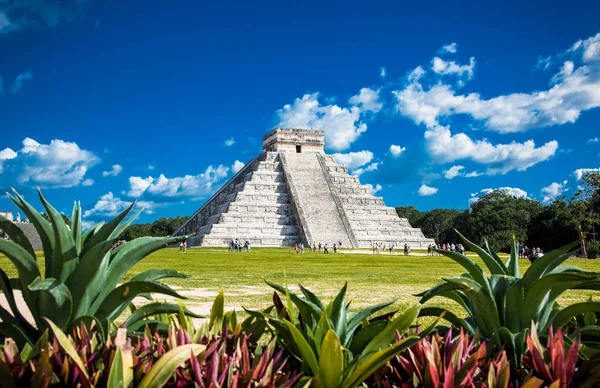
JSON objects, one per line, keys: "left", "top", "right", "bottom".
{"left": 249, "top": 281, "right": 437, "bottom": 388}
{"left": 0, "top": 189, "right": 200, "bottom": 347}
{"left": 417, "top": 230, "right": 600, "bottom": 366}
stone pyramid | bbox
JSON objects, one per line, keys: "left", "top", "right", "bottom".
{"left": 173, "top": 128, "right": 434, "bottom": 248}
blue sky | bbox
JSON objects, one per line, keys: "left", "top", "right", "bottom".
{"left": 1, "top": 0, "right": 600, "bottom": 225}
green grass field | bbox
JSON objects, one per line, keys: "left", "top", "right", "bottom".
{"left": 2, "top": 247, "right": 600, "bottom": 322}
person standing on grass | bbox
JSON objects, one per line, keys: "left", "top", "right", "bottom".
{"left": 318, "top": 242, "right": 322, "bottom": 252}
{"left": 183, "top": 241, "right": 187, "bottom": 252}
{"left": 324, "top": 243, "right": 329, "bottom": 254}
{"left": 333, "top": 243, "right": 337, "bottom": 253}
{"left": 180, "top": 242, "right": 184, "bottom": 251}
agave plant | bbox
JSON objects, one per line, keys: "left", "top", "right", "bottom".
{"left": 0, "top": 189, "right": 200, "bottom": 347}
{"left": 249, "top": 281, "right": 439, "bottom": 388}
{"left": 417, "top": 230, "right": 600, "bottom": 365}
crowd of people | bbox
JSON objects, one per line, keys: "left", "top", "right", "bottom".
{"left": 427, "top": 243, "right": 466, "bottom": 256}
{"left": 371, "top": 243, "right": 412, "bottom": 255}
{"left": 228, "top": 239, "right": 251, "bottom": 252}
{"left": 293, "top": 241, "right": 344, "bottom": 254}
{"left": 519, "top": 243, "right": 544, "bottom": 262}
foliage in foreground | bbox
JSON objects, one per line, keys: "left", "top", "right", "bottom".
{"left": 2, "top": 289, "right": 600, "bottom": 387}
{"left": 0, "top": 190, "right": 200, "bottom": 347}
{"left": 418, "top": 231, "right": 600, "bottom": 366}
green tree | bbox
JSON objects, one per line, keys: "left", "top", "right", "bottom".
{"left": 415, "top": 208, "right": 461, "bottom": 243}
{"left": 40, "top": 212, "right": 71, "bottom": 225}
{"left": 529, "top": 198, "right": 577, "bottom": 251}
{"left": 395, "top": 206, "right": 422, "bottom": 226}
{"left": 465, "top": 190, "right": 543, "bottom": 251}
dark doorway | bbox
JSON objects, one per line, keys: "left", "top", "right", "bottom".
{"left": 296, "top": 145, "right": 302, "bottom": 153}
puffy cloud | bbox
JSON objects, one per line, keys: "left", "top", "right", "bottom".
{"left": 276, "top": 92, "right": 372, "bottom": 151}
{"left": 348, "top": 88, "right": 383, "bottom": 113}
{"left": 541, "top": 181, "right": 567, "bottom": 202}
{"left": 396, "top": 32, "right": 600, "bottom": 135}
{"left": 231, "top": 160, "right": 245, "bottom": 173}
{"left": 588, "top": 137, "right": 599, "bottom": 144}
{"left": 464, "top": 171, "right": 483, "bottom": 178}
{"left": 380, "top": 67, "right": 387, "bottom": 78}
{"left": 0, "top": 147, "right": 18, "bottom": 173}
{"left": 389, "top": 144, "right": 406, "bottom": 157}
{"left": 573, "top": 167, "right": 600, "bottom": 181}
{"left": 83, "top": 192, "right": 163, "bottom": 219}
{"left": 224, "top": 137, "right": 235, "bottom": 147}
{"left": 82, "top": 178, "right": 94, "bottom": 186}
{"left": 469, "top": 187, "right": 528, "bottom": 204}
{"left": 440, "top": 42, "right": 457, "bottom": 54}
{"left": 11, "top": 71, "right": 32, "bottom": 94}
{"left": 424, "top": 125, "right": 558, "bottom": 175}
{"left": 127, "top": 164, "right": 230, "bottom": 200}
{"left": 352, "top": 162, "right": 378, "bottom": 177}
{"left": 101, "top": 164, "right": 123, "bottom": 177}
{"left": 418, "top": 184, "right": 438, "bottom": 196}
{"left": 0, "top": 137, "right": 98, "bottom": 189}
{"left": 365, "top": 183, "right": 382, "bottom": 194}
{"left": 444, "top": 165, "right": 464, "bottom": 179}
{"left": 332, "top": 150, "right": 374, "bottom": 170}
{"left": 431, "top": 57, "right": 475, "bottom": 79}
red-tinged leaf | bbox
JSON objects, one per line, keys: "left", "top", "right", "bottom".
{"left": 565, "top": 339, "right": 579, "bottom": 384}
{"left": 443, "top": 363, "right": 455, "bottom": 388}
{"left": 550, "top": 333, "right": 564, "bottom": 385}
{"left": 527, "top": 335, "right": 552, "bottom": 382}
{"left": 189, "top": 349, "right": 205, "bottom": 388}
{"left": 427, "top": 362, "right": 440, "bottom": 388}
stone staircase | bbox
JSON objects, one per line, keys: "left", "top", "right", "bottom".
{"left": 279, "top": 152, "right": 354, "bottom": 247}
{"left": 320, "top": 155, "right": 434, "bottom": 248}
{"left": 173, "top": 152, "right": 299, "bottom": 246}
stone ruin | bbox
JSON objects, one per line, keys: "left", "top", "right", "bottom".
{"left": 172, "top": 128, "right": 435, "bottom": 248}
{"left": 0, "top": 211, "right": 43, "bottom": 250}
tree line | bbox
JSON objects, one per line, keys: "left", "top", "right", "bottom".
{"left": 396, "top": 171, "right": 600, "bottom": 257}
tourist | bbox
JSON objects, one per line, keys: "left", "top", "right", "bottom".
{"left": 404, "top": 243, "right": 410, "bottom": 256}
{"left": 183, "top": 241, "right": 187, "bottom": 252}
{"left": 179, "top": 242, "right": 184, "bottom": 251}
{"left": 427, "top": 244, "right": 432, "bottom": 256}
{"left": 324, "top": 243, "right": 329, "bottom": 254}
{"left": 313, "top": 242, "right": 316, "bottom": 252}
{"left": 318, "top": 242, "right": 322, "bottom": 252}
{"left": 333, "top": 243, "right": 337, "bottom": 253}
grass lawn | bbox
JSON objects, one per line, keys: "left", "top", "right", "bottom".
{"left": 3, "top": 247, "right": 600, "bottom": 324}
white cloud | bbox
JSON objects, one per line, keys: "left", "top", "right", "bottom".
{"left": 276, "top": 92, "right": 372, "bottom": 151}
{"left": 0, "top": 147, "right": 18, "bottom": 173}
{"left": 541, "top": 181, "right": 567, "bottom": 202}
{"left": 0, "top": 137, "right": 99, "bottom": 189}
{"left": 380, "top": 67, "right": 387, "bottom": 78}
{"left": 440, "top": 42, "right": 457, "bottom": 54}
{"left": 82, "top": 178, "right": 94, "bottom": 186}
{"left": 444, "top": 165, "right": 464, "bottom": 179}
{"left": 396, "top": 32, "right": 600, "bottom": 135}
{"left": 431, "top": 57, "right": 475, "bottom": 79}
{"left": 224, "top": 137, "right": 235, "bottom": 147}
{"left": 101, "top": 164, "right": 123, "bottom": 177}
{"left": 0, "top": 13, "right": 10, "bottom": 33}
{"left": 389, "top": 144, "right": 406, "bottom": 157}
{"left": 469, "top": 186, "right": 528, "bottom": 204}
{"left": 588, "top": 137, "right": 599, "bottom": 144}
{"left": 11, "top": 71, "right": 33, "bottom": 94}
{"left": 418, "top": 184, "right": 438, "bottom": 196}
{"left": 332, "top": 150, "right": 374, "bottom": 170}
{"left": 464, "top": 171, "right": 483, "bottom": 178}
{"left": 148, "top": 164, "right": 155, "bottom": 170}
{"left": 84, "top": 192, "right": 163, "bottom": 218}
{"left": 365, "top": 183, "right": 382, "bottom": 194}
{"left": 351, "top": 162, "right": 378, "bottom": 177}
{"left": 127, "top": 164, "right": 230, "bottom": 200}
{"left": 573, "top": 167, "right": 600, "bottom": 181}
{"left": 348, "top": 87, "right": 383, "bottom": 113}
{"left": 423, "top": 125, "right": 558, "bottom": 175}
{"left": 0, "top": 1, "right": 91, "bottom": 35}
{"left": 231, "top": 160, "right": 245, "bottom": 173}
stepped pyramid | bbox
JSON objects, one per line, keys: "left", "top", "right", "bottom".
{"left": 173, "top": 128, "right": 434, "bottom": 248}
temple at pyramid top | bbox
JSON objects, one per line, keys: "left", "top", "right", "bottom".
{"left": 173, "top": 127, "right": 434, "bottom": 248}
{"left": 262, "top": 128, "right": 325, "bottom": 154}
